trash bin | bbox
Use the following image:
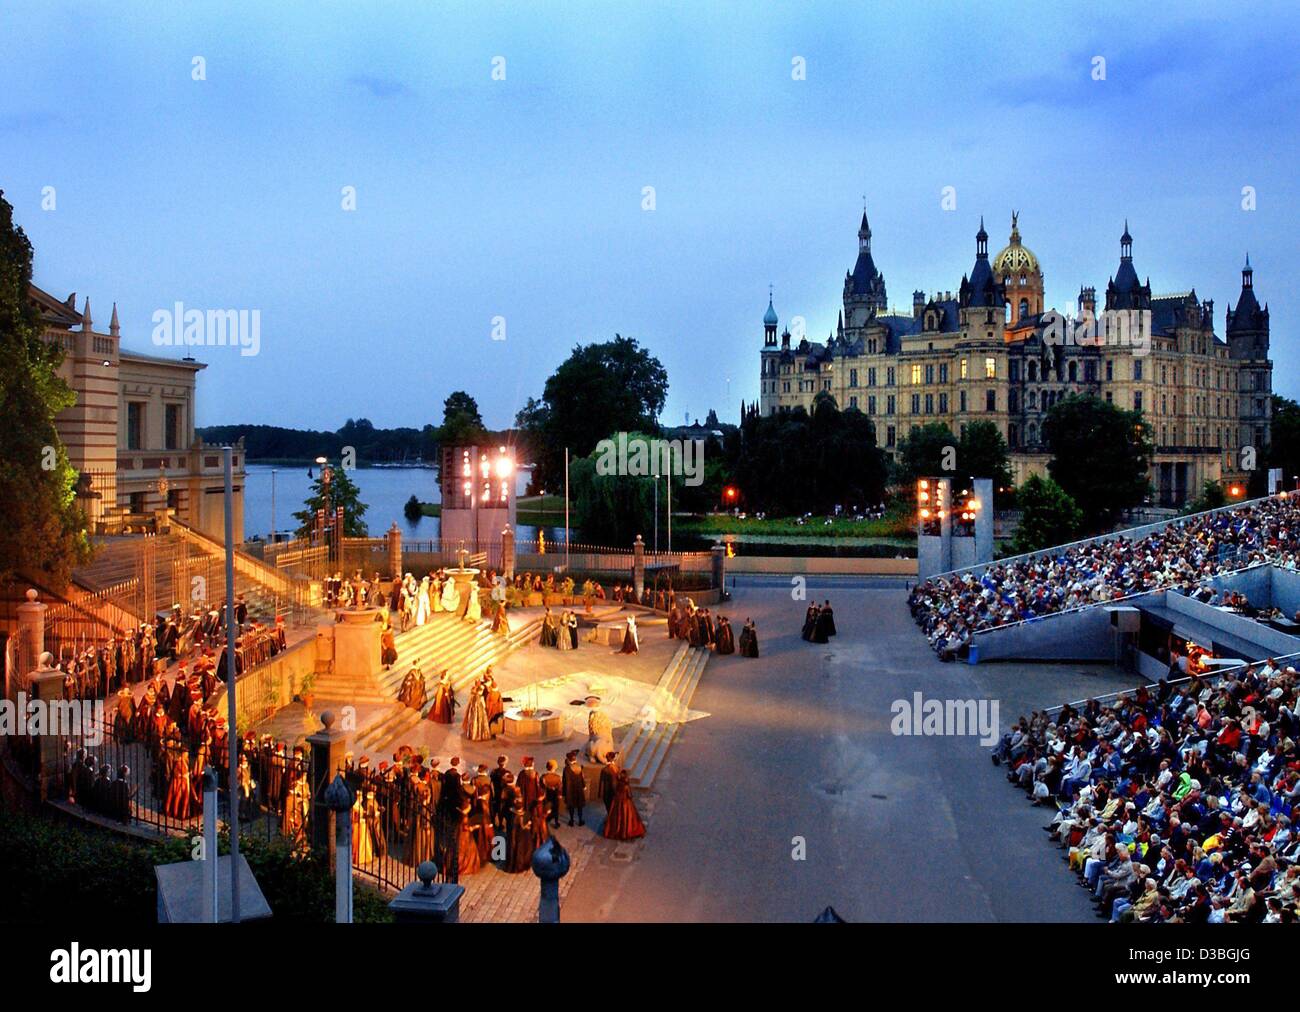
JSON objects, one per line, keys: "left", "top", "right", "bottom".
{"left": 966, "top": 644, "right": 980, "bottom": 665}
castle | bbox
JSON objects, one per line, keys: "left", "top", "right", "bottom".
{"left": 756, "top": 210, "right": 1272, "bottom": 506}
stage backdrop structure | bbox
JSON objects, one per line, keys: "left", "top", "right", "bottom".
{"left": 916, "top": 476, "right": 993, "bottom": 581}
{"left": 440, "top": 445, "right": 517, "bottom": 551}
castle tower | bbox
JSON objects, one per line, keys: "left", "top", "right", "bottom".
{"left": 1226, "top": 254, "right": 1272, "bottom": 454}
{"left": 843, "top": 208, "right": 887, "bottom": 318}
{"left": 992, "top": 212, "right": 1043, "bottom": 325}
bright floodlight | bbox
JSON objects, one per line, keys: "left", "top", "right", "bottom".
{"left": 495, "top": 455, "right": 514, "bottom": 479}
{"left": 315, "top": 456, "right": 327, "bottom": 465}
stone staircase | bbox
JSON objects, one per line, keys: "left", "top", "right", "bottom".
{"left": 347, "top": 611, "right": 543, "bottom": 753}
{"left": 618, "top": 640, "right": 710, "bottom": 789}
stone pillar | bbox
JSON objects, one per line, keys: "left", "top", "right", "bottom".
{"left": 386, "top": 522, "right": 402, "bottom": 580}
{"left": 389, "top": 861, "right": 465, "bottom": 924}
{"left": 711, "top": 543, "right": 726, "bottom": 598}
{"left": 13, "top": 589, "right": 45, "bottom": 697}
{"left": 28, "top": 653, "right": 67, "bottom": 802}
{"left": 633, "top": 535, "right": 645, "bottom": 599}
{"left": 531, "top": 836, "right": 571, "bottom": 923}
{"left": 501, "top": 525, "right": 515, "bottom": 581}
{"left": 332, "top": 609, "right": 382, "bottom": 679}
{"left": 306, "top": 711, "right": 350, "bottom": 859}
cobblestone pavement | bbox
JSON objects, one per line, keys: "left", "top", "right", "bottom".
{"left": 458, "top": 794, "right": 657, "bottom": 922}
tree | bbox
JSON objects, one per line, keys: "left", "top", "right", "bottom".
{"left": 0, "top": 190, "right": 89, "bottom": 587}
{"left": 892, "top": 422, "right": 957, "bottom": 488}
{"left": 958, "top": 420, "right": 1014, "bottom": 494}
{"left": 438, "top": 391, "right": 487, "bottom": 446}
{"left": 731, "top": 396, "right": 888, "bottom": 515}
{"left": 1044, "top": 394, "right": 1151, "bottom": 533}
{"left": 892, "top": 420, "right": 1012, "bottom": 501}
{"left": 568, "top": 432, "right": 661, "bottom": 545}
{"left": 1261, "top": 395, "right": 1300, "bottom": 496}
{"left": 517, "top": 335, "right": 668, "bottom": 493}
{"left": 1010, "top": 474, "right": 1083, "bottom": 554}
{"left": 292, "top": 463, "right": 369, "bottom": 537}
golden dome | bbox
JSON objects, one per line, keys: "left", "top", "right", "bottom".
{"left": 992, "top": 212, "right": 1041, "bottom": 278}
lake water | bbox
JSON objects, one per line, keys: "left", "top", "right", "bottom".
{"left": 242, "top": 463, "right": 563, "bottom": 542}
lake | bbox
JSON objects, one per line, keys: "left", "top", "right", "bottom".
{"left": 242, "top": 463, "right": 565, "bottom": 542}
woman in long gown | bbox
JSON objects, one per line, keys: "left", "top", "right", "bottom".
{"left": 430, "top": 574, "right": 444, "bottom": 613}
{"left": 483, "top": 671, "right": 504, "bottom": 735}
{"left": 567, "top": 612, "right": 580, "bottom": 650}
{"left": 539, "top": 608, "right": 558, "bottom": 648}
{"left": 618, "top": 615, "right": 639, "bottom": 654}
{"left": 603, "top": 770, "right": 646, "bottom": 840}
{"left": 528, "top": 794, "right": 550, "bottom": 852}
{"left": 415, "top": 577, "right": 431, "bottom": 626}
{"left": 715, "top": 616, "right": 736, "bottom": 654}
{"left": 464, "top": 586, "right": 482, "bottom": 624}
{"left": 456, "top": 799, "right": 482, "bottom": 877}
{"left": 556, "top": 610, "right": 574, "bottom": 651}
{"left": 473, "top": 785, "right": 494, "bottom": 863}
{"left": 440, "top": 576, "right": 460, "bottom": 614}
{"left": 163, "top": 740, "right": 194, "bottom": 820}
{"left": 461, "top": 682, "right": 491, "bottom": 741}
{"left": 352, "top": 790, "right": 374, "bottom": 865}
{"left": 801, "top": 605, "right": 819, "bottom": 641}
{"left": 740, "top": 618, "right": 760, "bottom": 658}
{"left": 505, "top": 798, "right": 533, "bottom": 873}
{"left": 428, "top": 671, "right": 456, "bottom": 723}
{"left": 365, "top": 790, "right": 386, "bottom": 860}
{"left": 380, "top": 623, "right": 398, "bottom": 669}
{"left": 491, "top": 599, "right": 509, "bottom": 637}
{"left": 408, "top": 778, "right": 437, "bottom": 867}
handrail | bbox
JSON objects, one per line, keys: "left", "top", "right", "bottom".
{"left": 932, "top": 492, "right": 1282, "bottom": 581}
{"left": 969, "top": 559, "right": 1274, "bottom": 638}
{"left": 1043, "top": 649, "right": 1300, "bottom": 717}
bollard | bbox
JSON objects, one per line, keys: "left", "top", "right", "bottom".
{"left": 531, "top": 836, "right": 571, "bottom": 923}
{"left": 202, "top": 768, "right": 219, "bottom": 923}
{"left": 323, "top": 774, "right": 354, "bottom": 923}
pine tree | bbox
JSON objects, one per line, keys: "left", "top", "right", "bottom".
{"left": 292, "top": 463, "right": 369, "bottom": 537}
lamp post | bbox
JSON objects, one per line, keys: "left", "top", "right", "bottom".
{"left": 316, "top": 456, "right": 331, "bottom": 564}
{"left": 270, "top": 468, "right": 276, "bottom": 542}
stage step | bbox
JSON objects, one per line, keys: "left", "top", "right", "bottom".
{"left": 618, "top": 641, "right": 710, "bottom": 789}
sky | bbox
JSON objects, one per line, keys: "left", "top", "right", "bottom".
{"left": 1, "top": 1, "right": 1296, "bottom": 431}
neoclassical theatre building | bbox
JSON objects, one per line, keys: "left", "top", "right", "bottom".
{"left": 757, "top": 211, "right": 1272, "bottom": 506}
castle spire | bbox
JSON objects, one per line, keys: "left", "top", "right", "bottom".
{"left": 81, "top": 297, "right": 92, "bottom": 332}
{"left": 110, "top": 302, "right": 120, "bottom": 337}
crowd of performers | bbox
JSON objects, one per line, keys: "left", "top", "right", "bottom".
{"left": 910, "top": 493, "right": 1300, "bottom": 658}
{"left": 667, "top": 599, "right": 759, "bottom": 657}
{"left": 342, "top": 748, "right": 646, "bottom": 879}
{"left": 800, "top": 601, "right": 837, "bottom": 644}
{"left": 995, "top": 657, "right": 1300, "bottom": 923}
{"left": 49, "top": 597, "right": 285, "bottom": 701}
{"left": 396, "top": 665, "right": 505, "bottom": 742}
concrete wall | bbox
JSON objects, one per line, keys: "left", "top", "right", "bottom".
{"left": 1270, "top": 567, "right": 1300, "bottom": 618}
{"left": 725, "top": 556, "right": 917, "bottom": 576}
{"left": 973, "top": 590, "right": 1164, "bottom": 663}
{"left": 1165, "top": 591, "right": 1300, "bottom": 658}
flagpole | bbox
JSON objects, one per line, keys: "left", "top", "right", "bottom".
{"left": 564, "top": 447, "right": 570, "bottom": 571}
{"left": 223, "top": 446, "right": 241, "bottom": 923}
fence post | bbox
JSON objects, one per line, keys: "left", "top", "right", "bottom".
{"left": 27, "top": 652, "right": 67, "bottom": 801}
{"left": 307, "top": 711, "right": 350, "bottom": 860}
{"left": 501, "top": 525, "right": 516, "bottom": 581}
{"left": 387, "top": 522, "right": 403, "bottom": 581}
{"left": 389, "top": 860, "right": 465, "bottom": 924}
{"left": 323, "top": 774, "right": 354, "bottom": 923}
{"left": 711, "top": 543, "right": 726, "bottom": 597}
{"left": 14, "top": 589, "right": 45, "bottom": 697}
{"left": 633, "top": 535, "right": 645, "bottom": 599}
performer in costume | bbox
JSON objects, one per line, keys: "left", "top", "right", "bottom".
{"left": 618, "top": 615, "right": 639, "bottom": 654}
{"left": 603, "top": 769, "right": 646, "bottom": 840}
{"left": 563, "top": 750, "right": 587, "bottom": 826}
{"left": 428, "top": 670, "right": 456, "bottom": 723}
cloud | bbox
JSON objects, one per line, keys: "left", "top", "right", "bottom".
{"left": 347, "top": 74, "right": 411, "bottom": 99}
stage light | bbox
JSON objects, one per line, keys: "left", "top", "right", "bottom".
{"left": 495, "top": 455, "right": 514, "bottom": 479}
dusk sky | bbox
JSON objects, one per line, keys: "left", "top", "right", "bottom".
{"left": 2, "top": 1, "right": 1295, "bottom": 431}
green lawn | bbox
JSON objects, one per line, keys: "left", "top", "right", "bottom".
{"left": 675, "top": 512, "right": 915, "bottom": 540}
{"left": 412, "top": 493, "right": 564, "bottom": 524}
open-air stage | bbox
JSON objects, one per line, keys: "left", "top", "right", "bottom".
{"left": 561, "top": 575, "right": 1137, "bottom": 922}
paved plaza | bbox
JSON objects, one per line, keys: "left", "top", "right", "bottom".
{"left": 562, "top": 576, "right": 1137, "bottom": 922}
